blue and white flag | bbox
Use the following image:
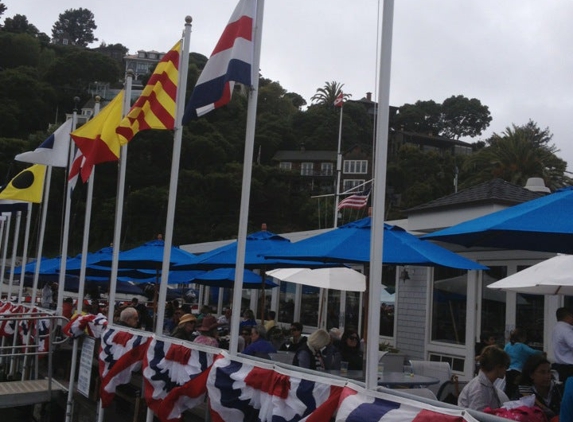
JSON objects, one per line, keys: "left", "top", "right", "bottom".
{"left": 15, "top": 119, "right": 73, "bottom": 167}
{"left": 183, "top": 0, "right": 255, "bottom": 122}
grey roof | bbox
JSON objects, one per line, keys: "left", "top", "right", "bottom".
{"left": 272, "top": 150, "right": 337, "bottom": 162}
{"left": 407, "top": 178, "right": 546, "bottom": 213}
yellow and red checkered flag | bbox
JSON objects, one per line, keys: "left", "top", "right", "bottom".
{"left": 116, "top": 41, "right": 181, "bottom": 145}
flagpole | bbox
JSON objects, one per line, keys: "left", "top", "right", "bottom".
{"left": 30, "top": 166, "right": 51, "bottom": 307}
{"left": 229, "top": 0, "right": 265, "bottom": 355}
{"left": 99, "top": 81, "right": 131, "bottom": 422}
{"left": 155, "top": 18, "right": 192, "bottom": 336}
{"left": 0, "top": 213, "right": 11, "bottom": 300}
{"left": 65, "top": 96, "right": 101, "bottom": 422}
{"left": 366, "top": 0, "right": 394, "bottom": 390}
{"left": 333, "top": 102, "right": 343, "bottom": 228}
{"left": 17, "top": 203, "right": 32, "bottom": 303}
{"left": 6, "top": 210, "right": 22, "bottom": 299}
{"left": 56, "top": 98, "right": 80, "bottom": 316}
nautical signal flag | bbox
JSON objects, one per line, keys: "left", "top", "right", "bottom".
{"left": 334, "top": 92, "right": 344, "bottom": 107}
{"left": 183, "top": 0, "right": 255, "bottom": 122}
{"left": 70, "top": 91, "right": 124, "bottom": 182}
{"left": 116, "top": 41, "right": 180, "bottom": 145}
{"left": 15, "top": 119, "right": 73, "bottom": 168}
{"left": 337, "top": 189, "right": 371, "bottom": 210}
{"left": 0, "top": 164, "right": 46, "bottom": 203}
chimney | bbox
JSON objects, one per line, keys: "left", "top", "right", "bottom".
{"left": 366, "top": 92, "right": 372, "bottom": 101}
{"left": 524, "top": 177, "right": 550, "bottom": 193}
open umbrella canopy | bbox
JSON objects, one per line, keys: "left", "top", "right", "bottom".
{"left": 487, "top": 254, "right": 573, "bottom": 295}
{"left": 265, "top": 217, "right": 487, "bottom": 270}
{"left": 127, "top": 269, "right": 205, "bottom": 284}
{"left": 422, "top": 186, "right": 573, "bottom": 253}
{"left": 94, "top": 239, "right": 199, "bottom": 269}
{"left": 189, "top": 268, "right": 277, "bottom": 289}
{"left": 267, "top": 267, "right": 366, "bottom": 292}
{"left": 173, "top": 230, "right": 329, "bottom": 270}
{"left": 13, "top": 256, "right": 66, "bottom": 275}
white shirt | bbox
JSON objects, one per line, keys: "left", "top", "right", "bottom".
{"left": 552, "top": 321, "right": 573, "bottom": 364}
{"left": 458, "top": 371, "right": 509, "bottom": 411}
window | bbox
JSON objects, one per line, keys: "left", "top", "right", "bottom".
{"left": 279, "top": 162, "right": 292, "bottom": 171}
{"left": 343, "top": 160, "right": 368, "bottom": 174}
{"left": 300, "top": 162, "right": 314, "bottom": 176}
{"left": 62, "top": 39, "right": 69, "bottom": 45}
{"left": 480, "top": 266, "right": 507, "bottom": 345}
{"left": 515, "top": 265, "right": 544, "bottom": 349}
{"left": 342, "top": 179, "right": 365, "bottom": 192}
{"left": 431, "top": 267, "right": 468, "bottom": 344}
{"left": 321, "top": 163, "right": 333, "bottom": 176}
{"left": 278, "top": 282, "right": 296, "bottom": 324}
{"left": 138, "top": 52, "right": 145, "bottom": 58}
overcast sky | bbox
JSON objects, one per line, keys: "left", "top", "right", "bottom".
{"left": 4, "top": 0, "right": 573, "bottom": 174}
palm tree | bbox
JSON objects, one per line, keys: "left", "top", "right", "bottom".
{"left": 310, "top": 81, "right": 351, "bottom": 105}
{"left": 462, "top": 121, "right": 571, "bottom": 190}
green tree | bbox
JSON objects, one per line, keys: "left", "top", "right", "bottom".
{"left": 0, "top": 32, "right": 41, "bottom": 68}
{"left": 0, "top": 3, "right": 6, "bottom": 21}
{"left": 393, "top": 95, "right": 491, "bottom": 139}
{"left": 310, "top": 81, "right": 351, "bottom": 105}
{"left": 2, "top": 14, "right": 40, "bottom": 36}
{"left": 462, "top": 120, "right": 571, "bottom": 190}
{"left": 51, "top": 8, "right": 97, "bottom": 47}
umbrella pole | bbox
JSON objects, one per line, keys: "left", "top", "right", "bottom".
{"left": 260, "top": 271, "right": 266, "bottom": 324}
{"left": 448, "top": 300, "right": 460, "bottom": 344}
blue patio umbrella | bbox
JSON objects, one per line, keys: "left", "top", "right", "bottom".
{"left": 189, "top": 268, "right": 278, "bottom": 289}
{"left": 127, "top": 269, "right": 206, "bottom": 284}
{"left": 13, "top": 256, "right": 66, "bottom": 276}
{"left": 422, "top": 186, "right": 573, "bottom": 253}
{"left": 173, "top": 230, "right": 330, "bottom": 270}
{"left": 264, "top": 217, "right": 487, "bottom": 269}
{"left": 94, "top": 240, "right": 199, "bottom": 270}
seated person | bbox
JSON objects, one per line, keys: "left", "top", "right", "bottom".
{"left": 264, "top": 310, "right": 277, "bottom": 331}
{"left": 293, "top": 329, "right": 331, "bottom": 371}
{"left": 239, "top": 309, "right": 257, "bottom": 329}
{"left": 279, "top": 322, "right": 306, "bottom": 352}
{"left": 242, "top": 325, "right": 277, "bottom": 359}
{"left": 475, "top": 330, "right": 497, "bottom": 375}
{"left": 458, "top": 345, "right": 510, "bottom": 411}
{"left": 193, "top": 315, "right": 220, "bottom": 347}
{"left": 339, "top": 328, "right": 363, "bottom": 370}
{"left": 170, "top": 314, "right": 197, "bottom": 342}
{"left": 518, "top": 354, "right": 564, "bottom": 420}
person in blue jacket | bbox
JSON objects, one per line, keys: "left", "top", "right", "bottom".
{"left": 242, "top": 325, "right": 277, "bottom": 359}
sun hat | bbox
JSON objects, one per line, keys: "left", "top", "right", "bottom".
{"left": 178, "top": 314, "right": 197, "bottom": 326}
{"left": 197, "top": 315, "right": 219, "bottom": 332}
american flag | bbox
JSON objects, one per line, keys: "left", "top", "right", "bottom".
{"left": 207, "top": 353, "right": 344, "bottom": 422}
{"left": 143, "top": 338, "right": 215, "bottom": 422}
{"left": 99, "top": 326, "right": 151, "bottom": 407}
{"left": 337, "top": 190, "right": 371, "bottom": 210}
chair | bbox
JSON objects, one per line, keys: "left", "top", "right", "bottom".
{"left": 269, "top": 352, "right": 294, "bottom": 365}
{"left": 409, "top": 360, "right": 451, "bottom": 396}
{"left": 436, "top": 375, "right": 468, "bottom": 404}
{"left": 378, "top": 352, "right": 406, "bottom": 372}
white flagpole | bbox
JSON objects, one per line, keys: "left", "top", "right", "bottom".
{"left": 7, "top": 210, "right": 22, "bottom": 298}
{"left": 0, "top": 213, "right": 12, "bottom": 300}
{"left": 107, "top": 84, "right": 132, "bottom": 320}
{"left": 56, "top": 100, "right": 79, "bottom": 315}
{"left": 155, "top": 19, "right": 192, "bottom": 336}
{"left": 229, "top": 0, "right": 265, "bottom": 355}
{"left": 366, "top": 0, "right": 394, "bottom": 390}
{"left": 99, "top": 80, "right": 132, "bottom": 422}
{"left": 30, "top": 165, "right": 51, "bottom": 307}
{"left": 17, "top": 203, "right": 33, "bottom": 303}
{"left": 65, "top": 96, "right": 101, "bottom": 422}
{"left": 333, "top": 103, "right": 344, "bottom": 228}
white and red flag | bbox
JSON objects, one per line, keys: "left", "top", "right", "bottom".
{"left": 334, "top": 92, "right": 344, "bottom": 107}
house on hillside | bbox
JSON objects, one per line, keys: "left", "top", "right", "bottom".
{"left": 123, "top": 49, "right": 165, "bottom": 87}
{"left": 271, "top": 145, "right": 372, "bottom": 195}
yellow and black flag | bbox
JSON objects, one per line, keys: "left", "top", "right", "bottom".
{"left": 0, "top": 164, "right": 46, "bottom": 203}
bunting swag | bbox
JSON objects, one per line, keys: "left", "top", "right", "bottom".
{"left": 70, "top": 91, "right": 124, "bottom": 182}
{"left": 207, "top": 354, "right": 343, "bottom": 422}
{"left": 99, "top": 326, "right": 151, "bottom": 407}
{"left": 143, "top": 338, "right": 215, "bottom": 422}
{"left": 62, "top": 312, "right": 107, "bottom": 338}
{"left": 15, "top": 119, "right": 73, "bottom": 168}
{"left": 0, "top": 164, "right": 46, "bottom": 203}
{"left": 183, "top": 0, "right": 255, "bottom": 121}
{"left": 116, "top": 41, "right": 180, "bottom": 145}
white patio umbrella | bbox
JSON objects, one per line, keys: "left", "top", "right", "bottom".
{"left": 267, "top": 267, "right": 366, "bottom": 292}
{"left": 487, "top": 254, "right": 573, "bottom": 295}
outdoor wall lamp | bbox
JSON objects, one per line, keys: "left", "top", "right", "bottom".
{"left": 399, "top": 267, "right": 411, "bottom": 282}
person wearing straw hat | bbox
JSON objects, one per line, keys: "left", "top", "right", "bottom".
{"left": 171, "top": 313, "right": 197, "bottom": 341}
{"left": 193, "top": 315, "right": 220, "bottom": 347}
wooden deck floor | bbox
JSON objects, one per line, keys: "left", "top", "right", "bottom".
{"left": 0, "top": 379, "right": 66, "bottom": 408}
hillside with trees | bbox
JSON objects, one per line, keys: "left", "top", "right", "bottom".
{"left": 0, "top": 4, "right": 570, "bottom": 255}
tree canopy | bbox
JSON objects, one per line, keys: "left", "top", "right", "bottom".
{"left": 51, "top": 8, "right": 97, "bottom": 47}
{"left": 310, "top": 81, "right": 351, "bottom": 105}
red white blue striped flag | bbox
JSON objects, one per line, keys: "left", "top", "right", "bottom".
{"left": 183, "top": 0, "right": 255, "bottom": 122}
{"left": 337, "top": 190, "right": 371, "bottom": 210}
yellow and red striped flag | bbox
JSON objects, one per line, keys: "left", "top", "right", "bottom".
{"left": 116, "top": 41, "right": 180, "bottom": 145}
{"left": 70, "top": 90, "right": 124, "bottom": 182}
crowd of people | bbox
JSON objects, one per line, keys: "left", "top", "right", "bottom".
{"left": 460, "top": 306, "right": 573, "bottom": 421}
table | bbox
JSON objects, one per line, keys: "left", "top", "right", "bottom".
{"left": 326, "top": 370, "right": 439, "bottom": 388}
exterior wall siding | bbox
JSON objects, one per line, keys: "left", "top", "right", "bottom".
{"left": 395, "top": 267, "right": 428, "bottom": 360}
